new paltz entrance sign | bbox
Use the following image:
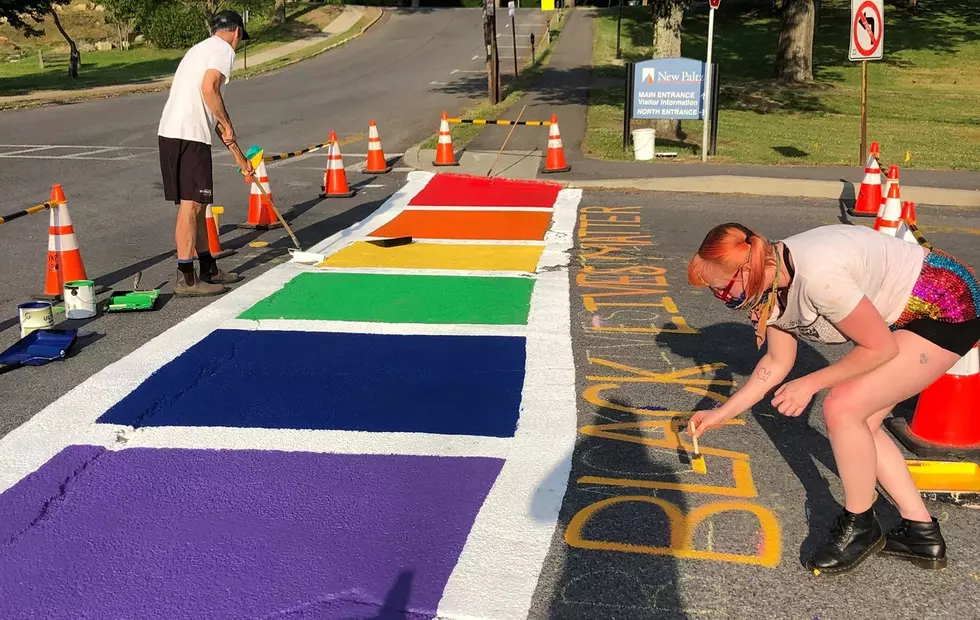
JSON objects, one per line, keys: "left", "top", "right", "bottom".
{"left": 622, "top": 57, "right": 719, "bottom": 155}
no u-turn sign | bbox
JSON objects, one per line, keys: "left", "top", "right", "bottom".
{"left": 849, "top": 0, "right": 884, "bottom": 61}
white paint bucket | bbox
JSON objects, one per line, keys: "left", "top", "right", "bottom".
{"left": 64, "top": 279, "right": 97, "bottom": 319}
{"left": 631, "top": 128, "right": 656, "bottom": 161}
{"left": 18, "top": 301, "right": 54, "bottom": 339}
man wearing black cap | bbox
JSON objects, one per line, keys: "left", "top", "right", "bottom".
{"left": 157, "top": 10, "right": 254, "bottom": 297}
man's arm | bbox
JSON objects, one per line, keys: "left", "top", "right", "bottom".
{"left": 201, "top": 68, "right": 235, "bottom": 146}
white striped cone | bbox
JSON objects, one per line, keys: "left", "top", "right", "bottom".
{"left": 41, "top": 184, "right": 87, "bottom": 298}
{"left": 875, "top": 183, "right": 904, "bottom": 237}
{"left": 242, "top": 159, "right": 279, "bottom": 228}
{"left": 322, "top": 133, "right": 355, "bottom": 197}
{"left": 434, "top": 112, "right": 458, "bottom": 166}
{"left": 365, "top": 121, "right": 391, "bottom": 174}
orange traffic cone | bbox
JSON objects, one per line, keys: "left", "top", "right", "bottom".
{"left": 321, "top": 132, "right": 356, "bottom": 198}
{"left": 901, "top": 200, "right": 917, "bottom": 227}
{"left": 39, "top": 184, "right": 88, "bottom": 300}
{"left": 878, "top": 165, "right": 900, "bottom": 218}
{"left": 888, "top": 344, "right": 980, "bottom": 457}
{"left": 194, "top": 205, "right": 233, "bottom": 259}
{"left": 365, "top": 121, "right": 392, "bottom": 174}
{"left": 851, "top": 143, "right": 882, "bottom": 217}
{"left": 875, "top": 181, "right": 903, "bottom": 238}
{"left": 542, "top": 114, "right": 571, "bottom": 174}
{"left": 239, "top": 158, "right": 282, "bottom": 230}
{"left": 433, "top": 112, "right": 458, "bottom": 167}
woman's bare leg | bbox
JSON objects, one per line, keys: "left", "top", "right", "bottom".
{"left": 866, "top": 407, "right": 932, "bottom": 522}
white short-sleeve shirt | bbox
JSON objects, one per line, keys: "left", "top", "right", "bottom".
{"left": 766, "top": 224, "right": 928, "bottom": 344}
{"left": 157, "top": 36, "right": 236, "bottom": 146}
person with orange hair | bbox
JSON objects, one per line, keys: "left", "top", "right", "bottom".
{"left": 687, "top": 222, "right": 980, "bottom": 576}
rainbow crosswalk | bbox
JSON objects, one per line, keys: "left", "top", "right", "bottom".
{"left": 0, "top": 171, "right": 582, "bottom": 619}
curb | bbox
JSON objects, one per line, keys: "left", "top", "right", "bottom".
{"left": 0, "top": 7, "right": 385, "bottom": 111}
{"left": 564, "top": 176, "right": 980, "bottom": 208}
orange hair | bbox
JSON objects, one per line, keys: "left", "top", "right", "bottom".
{"left": 687, "top": 222, "right": 775, "bottom": 307}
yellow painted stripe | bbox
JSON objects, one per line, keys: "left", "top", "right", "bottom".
{"left": 315, "top": 241, "right": 544, "bottom": 272}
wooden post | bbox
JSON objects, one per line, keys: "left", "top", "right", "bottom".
{"left": 38, "top": 50, "right": 44, "bottom": 69}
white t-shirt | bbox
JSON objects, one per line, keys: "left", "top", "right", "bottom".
{"left": 157, "top": 36, "right": 236, "bottom": 146}
{"left": 766, "top": 224, "right": 928, "bottom": 344}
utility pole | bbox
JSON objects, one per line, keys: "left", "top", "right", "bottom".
{"left": 484, "top": 0, "right": 500, "bottom": 104}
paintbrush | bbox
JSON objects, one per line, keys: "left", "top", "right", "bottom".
{"left": 689, "top": 419, "right": 707, "bottom": 474}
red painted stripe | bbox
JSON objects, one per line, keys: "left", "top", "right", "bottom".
{"left": 49, "top": 225, "right": 74, "bottom": 235}
{"left": 410, "top": 173, "right": 560, "bottom": 208}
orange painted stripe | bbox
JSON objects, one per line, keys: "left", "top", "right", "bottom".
{"left": 370, "top": 210, "right": 553, "bottom": 241}
{"left": 49, "top": 225, "right": 75, "bottom": 235}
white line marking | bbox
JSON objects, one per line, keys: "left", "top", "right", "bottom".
{"left": 471, "top": 54, "right": 480, "bottom": 60}
{"left": 0, "top": 146, "right": 59, "bottom": 156}
{"left": 63, "top": 147, "right": 124, "bottom": 158}
{"left": 404, "top": 206, "right": 552, "bottom": 212}
{"left": 77, "top": 424, "right": 513, "bottom": 460}
{"left": 222, "top": 318, "right": 528, "bottom": 338}
{"left": 308, "top": 266, "right": 537, "bottom": 278}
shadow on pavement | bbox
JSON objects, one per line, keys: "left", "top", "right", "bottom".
{"left": 655, "top": 321, "right": 903, "bottom": 568}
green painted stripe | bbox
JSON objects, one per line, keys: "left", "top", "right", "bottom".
{"left": 239, "top": 272, "right": 535, "bottom": 325}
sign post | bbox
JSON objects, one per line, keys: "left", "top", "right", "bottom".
{"left": 702, "top": 0, "right": 720, "bottom": 162}
{"left": 849, "top": 0, "right": 884, "bottom": 165}
{"left": 509, "top": 1, "right": 518, "bottom": 77}
{"left": 485, "top": 0, "right": 500, "bottom": 104}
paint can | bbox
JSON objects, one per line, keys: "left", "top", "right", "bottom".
{"left": 18, "top": 301, "right": 54, "bottom": 339}
{"left": 631, "top": 128, "right": 656, "bottom": 161}
{"left": 64, "top": 280, "right": 97, "bottom": 319}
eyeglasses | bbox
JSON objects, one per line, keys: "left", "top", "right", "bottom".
{"left": 709, "top": 266, "right": 746, "bottom": 309}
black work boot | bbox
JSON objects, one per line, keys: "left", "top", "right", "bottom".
{"left": 806, "top": 507, "right": 884, "bottom": 575}
{"left": 880, "top": 517, "right": 947, "bottom": 569}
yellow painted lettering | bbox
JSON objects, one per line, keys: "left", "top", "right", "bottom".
{"left": 582, "top": 265, "right": 667, "bottom": 276}
{"left": 581, "top": 206, "right": 642, "bottom": 214}
{"left": 583, "top": 293, "right": 676, "bottom": 311}
{"left": 591, "top": 316, "right": 698, "bottom": 334}
{"left": 578, "top": 459, "right": 758, "bottom": 498}
{"left": 581, "top": 235, "right": 653, "bottom": 244}
{"left": 565, "top": 496, "right": 782, "bottom": 568}
{"left": 580, "top": 419, "right": 749, "bottom": 460}
{"left": 577, "top": 274, "right": 669, "bottom": 287}
{"left": 582, "top": 384, "right": 740, "bottom": 419}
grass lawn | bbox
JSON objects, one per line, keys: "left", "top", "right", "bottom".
{"left": 419, "top": 10, "right": 569, "bottom": 150}
{"left": 586, "top": 0, "right": 980, "bottom": 171}
{"left": 0, "top": 3, "right": 346, "bottom": 98}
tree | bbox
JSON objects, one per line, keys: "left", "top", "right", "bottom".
{"left": 650, "top": 0, "right": 691, "bottom": 140}
{"left": 272, "top": 0, "right": 285, "bottom": 26}
{"left": 0, "top": 0, "right": 56, "bottom": 38}
{"left": 774, "top": 0, "right": 815, "bottom": 83}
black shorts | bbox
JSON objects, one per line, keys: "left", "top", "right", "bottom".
{"left": 898, "top": 317, "right": 980, "bottom": 357}
{"left": 158, "top": 136, "right": 214, "bottom": 205}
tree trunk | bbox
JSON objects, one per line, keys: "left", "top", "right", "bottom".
{"left": 50, "top": 9, "right": 79, "bottom": 78}
{"left": 905, "top": 0, "right": 918, "bottom": 13}
{"left": 774, "top": 0, "right": 814, "bottom": 83}
{"left": 273, "top": 0, "right": 286, "bottom": 26}
{"left": 650, "top": 0, "right": 685, "bottom": 140}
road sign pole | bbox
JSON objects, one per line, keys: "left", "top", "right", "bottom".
{"left": 701, "top": 6, "right": 715, "bottom": 162}
{"left": 510, "top": 2, "right": 518, "bottom": 76}
{"left": 616, "top": 0, "right": 623, "bottom": 60}
{"left": 860, "top": 59, "right": 868, "bottom": 166}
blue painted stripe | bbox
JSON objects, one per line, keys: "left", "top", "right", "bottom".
{"left": 96, "top": 330, "right": 526, "bottom": 437}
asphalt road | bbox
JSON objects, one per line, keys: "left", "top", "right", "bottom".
{"left": 528, "top": 191, "right": 980, "bottom": 620}
{"left": 0, "top": 7, "right": 548, "bottom": 438}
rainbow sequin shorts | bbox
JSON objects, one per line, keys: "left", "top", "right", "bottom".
{"left": 892, "top": 248, "right": 980, "bottom": 329}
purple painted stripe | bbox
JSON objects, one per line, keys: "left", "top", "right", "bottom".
{"left": 0, "top": 445, "right": 503, "bottom": 619}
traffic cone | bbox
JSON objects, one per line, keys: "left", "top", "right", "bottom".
{"left": 901, "top": 200, "right": 917, "bottom": 226}
{"left": 895, "top": 200, "right": 920, "bottom": 245}
{"left": 39, "top": 184, "right": 88, "bottom": 300}
{"left": 877, "top": 165, "right": 900, "bottom": 218}
{"left": 194, "top": 205, "right": 233, "bottom": 259}
{"left": 851, "top": 144, "right": 882, "bottom": 217}
{"left": 874, "top": 181, "right": 903, "bottom": 238}
{"left": 239, "top": 157, "right": 282, "bottom": 230}
{"left": 887, "top": 343, "right": 980, "bottom": 457}
{"left": 365, "top": 121, "right": 392, "bottom": 174}
{"left": 433, "top": 112, "right": 459, "bottom": 167}
{"left": 542, "top": 114, "right": 571, "bottom": 174}
{"left": 321, "top": 132, "right": 356, "bottom": 198}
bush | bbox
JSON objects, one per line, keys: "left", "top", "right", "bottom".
{"left": 145, "top": 2, "right": 209, "bottom": 49}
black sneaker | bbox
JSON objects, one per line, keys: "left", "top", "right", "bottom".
{"left": 806, "top": 507, "right": 885, "bottom": 575}
{"left": 880, "top": 517, "right": 948, "bottom": 569}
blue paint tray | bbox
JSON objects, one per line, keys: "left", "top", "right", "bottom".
{"left": 0, "top": 329, "right": 77, "bottom": 367}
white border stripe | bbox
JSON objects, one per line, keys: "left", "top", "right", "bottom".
{"left": 306, "top": 266, "right": 537, "bottom": 278}
{"left": 435, "top": 188, "right": 581, "bottom": 620}
{"left": 74, "top": 425, "right": 513, "bottom": 460}
{"left": 222, "top": 318, "right": 529, "bottom": 338}
{"left": 405, "top": 206, "right": 553, "bottom": 212}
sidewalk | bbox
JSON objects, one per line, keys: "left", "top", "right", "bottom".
{"left": 427, "top": 8, "right": 979, "bottom": 208}
{"left": 232, "top": 5, "right": 365, "bottom": 71}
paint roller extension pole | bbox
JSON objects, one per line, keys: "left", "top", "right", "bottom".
{"left": 487, "top": 104, "right": 527, "bottom": 177}
{"left": 228, "top": 141, "right": 302, "bottom": 251}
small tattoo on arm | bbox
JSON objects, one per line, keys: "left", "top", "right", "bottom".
{"left": 920, "top": 353, "right": 929, "bottom": 364}
{"left": 757, "top": 367, "right": 772, "bottom": 382}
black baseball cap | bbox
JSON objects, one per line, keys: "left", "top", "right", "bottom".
{"left": 212, "top": 10, "right": 250, "bottom": 40}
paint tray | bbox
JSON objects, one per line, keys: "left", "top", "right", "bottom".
{"left": 106, "top": 289, "right": 160, "bottom": 312}
{"left": 0, "top": 329, "right": 77, "bottom": 367}
{"left": 907, "top": 460, "right": 980, "bottom": 493}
